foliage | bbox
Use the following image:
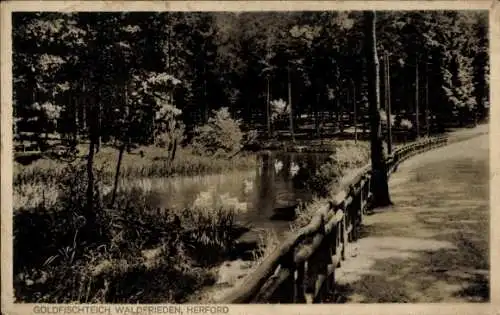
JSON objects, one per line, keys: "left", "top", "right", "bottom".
{"left": 191, "top": 107, "right": 244, "bottom": 157}
{"left": 305, "top": 162, "right": 343, "bottom": 198}
{"left": 11, "top": 10, "right": 489, "bottom": 303}
{"left": 379, "top": 109, "right": 395, "bottom": 127}
{"left": 305, "top": 141, "right": 370, "bottom": 197}
{"left": 12, "top": 11, "right": 489, "bottom": 146}
{"left": 270, "top": 99, "right": 289, "bottom": 121}
{"left": 399, "top": 118, "right": 413, "bottom": 130}
{"left": 14, "top": 168, "right": 241, "bottom": 303}
{"left": 251, "top": 229, "right": 280, "bottom": 264}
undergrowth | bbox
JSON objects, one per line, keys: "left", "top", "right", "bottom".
{"left": 13, "top": 162, "right": 242, "bottom": 303}
{"left": 293, "top": 141, "right": 370, "bottom": 231}
{"left": 14, "top": 145, "right": 256, "bottom": 187}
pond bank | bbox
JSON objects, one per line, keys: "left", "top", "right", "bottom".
{"left": 187, "top": 153, "right": 372, "bottom": 303}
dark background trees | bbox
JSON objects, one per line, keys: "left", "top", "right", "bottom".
{"left": 13, "top": 10, "right": 489, "bottom": 148}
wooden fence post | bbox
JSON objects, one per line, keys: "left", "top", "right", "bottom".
{"left": 360, "top": 179, "right": 366, "bottom": 222}
{"left": 340, "top": 204, "right": 347, "bottom": 262}
{"left": 353, "top": 183, "right": 362, "bottom": 242}
{"left": 279, "top": 252, "right": 296, "bottom": 303}
{"left": 294, "top": 261, "right": 307, "bottom": 303}
{"left": 313, "top": 216, "right": 330, "bottom": 303}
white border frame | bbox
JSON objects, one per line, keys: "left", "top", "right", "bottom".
{"left": 1, "top": 2, "right": 498, "bottom": 315}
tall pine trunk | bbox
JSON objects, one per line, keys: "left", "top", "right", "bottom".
{"left": 85, "top": 86, "right": 98, "bottom": 224}
{"left": 365, "top": 11, "right": 392, "bottom": 208}
{"left": 287, "top": 65, "right": 295, "bottom": 142}
{"left": 86, "top": 137, "right": 96, "bottom": 212}
{"left": 352, "top": 79, "right": 357, "bottom": 143}
{"left": 385, "top": 53, "right": 392, "bottom": 155}
{"left": 96, "top": 99, "right": 101, "bottom": 153}
{"left": 315, "top": 89, "right": 321, "bottom": 138}
{"left": 73, "top": 92, "right": 78, "bottom": 143}
{"left": 337, "top": 96, "right": 344, "bottom": 133}
{"left": 110, "top": 144, "right": 125, "bottom": 208}
{"left": 415, "top": 55, "right": 420, "bottom": 139}
{"left": 425, "top": 61, "right": 430, "bottom": 136}
{"left": 111, "top": 82, "right": 131, "bottom": 208}
{"left": 266, "top": 76, "right": 271, "bottom": 138}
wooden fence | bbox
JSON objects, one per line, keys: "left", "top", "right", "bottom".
{"left": 217, "top": 135, "right": 451, "bottom": 304}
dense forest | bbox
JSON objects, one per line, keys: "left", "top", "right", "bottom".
{"left": 11, "top": 10, "right": 490, "bottom": 303}
{"left": 13, "top": 10, "right": 489, "bottom": 148}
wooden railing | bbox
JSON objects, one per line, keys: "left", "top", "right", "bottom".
{"left": 217, "top": 135, "right": 452, "bottom": 304}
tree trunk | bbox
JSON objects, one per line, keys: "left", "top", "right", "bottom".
{"left": 339, "top": 92, "right": 344, "bottom": 133}
{"left": 425, "top": 61, "right": 430, "bottom": 136}
{"left": 86, "top": 94, "right": 97, "bottom": 224}
{"left": 96, "top": 100, "right": 101, "bottom": 153}
{"left": 353, "top": 80, "right": 357, "bottom": 143}
{"left": 415, "top": 55, "right": 420, "bottom": 139}
{"left": 365, "top": 11, "right": 392, "bottom": 208}
{"left": 81, "top": 81, "right": 87, "bottom": 139}
{"left": 109, "top": 143, "right": 125, "bottom": 208}
{"left": 86, "top": 136, "right": 96, "bottom": 213}
{"left": 287, "top": 65, "right": 295, "bottom": 142}
{"left": 315, "top": 91, "right": 321, "bottom": 138}
{"left": 266, "top": 76, "right": 271, "bottom": 138}
{"left": 73, "top": 92, "right": 78, "bottom": 143}
{"left": 171, "top": 138, "right": 177, "bottom": 162}
{"left": 204, "top": 64, "right": 208, "bottom": 123}
{"left": 385, "top": 53, "right": 392, "bottom": 155}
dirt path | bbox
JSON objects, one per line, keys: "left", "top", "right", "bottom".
{"left": 333, "top": 134, "right": 489, "bottom": 303}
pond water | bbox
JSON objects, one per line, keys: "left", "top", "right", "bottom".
{"left": 119, "top": 152, "right": 331, "bottom": 235}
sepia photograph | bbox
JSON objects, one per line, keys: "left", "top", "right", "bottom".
{"left": 1, "top": 1, "right": 497, "bottom": 312}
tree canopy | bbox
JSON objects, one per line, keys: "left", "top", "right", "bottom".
{"left": 13, "top": 10, "right": 489, "bottom": 145}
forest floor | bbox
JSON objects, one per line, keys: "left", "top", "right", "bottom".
{"left": 329, "top": 131, "right": 489, "bottom": 303}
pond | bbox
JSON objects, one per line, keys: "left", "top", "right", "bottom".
{"left": 119, "top": 151, "right": 331, "bottom": 236}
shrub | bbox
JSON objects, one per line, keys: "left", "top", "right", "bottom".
{"left": 290, "top": 198, "right": 325, "bottom": 232}
{"left": 305, "top": 161, "right": 343, "bottom": 198}
{"left": 156, "top": 122, "right": 185, "bottom": 151}
{"left": 332, "top": 141, "right": 370, "bottom": 169}
{"left": 304, "top": 141, "right": 370, "bottom": 198}
{"left": 154, "top": 104, "right": 185, "bottom": 161}
{"left": 270, "top": 99, "right": 289, "bottom": 121}
{"left": 191, "top": 107, "right": 244, "bottom": 157}
{"left": 400, "top": 118, "right": 413, "bottom": 130}
{"left": 251, "top": 229, "right": 280, "bottom": 264}
{"left": 379, "top": 109, "right": 396, "bottom": 127}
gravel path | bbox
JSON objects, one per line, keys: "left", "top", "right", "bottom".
{"left": 332, "top": 133, "right": 489, "bottom": 303}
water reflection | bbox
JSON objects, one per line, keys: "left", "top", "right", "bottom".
{"left": 120, "top": 151, "right": 330, "bottom": 234}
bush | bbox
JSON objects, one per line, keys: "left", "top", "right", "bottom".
{"left": 304, "top": 141, "right": 370, "bottom": 198}
{"left": 400, "top": 118, "right": 413, "bottom": 130}
{"left": 156, "top": 122, "right": 185, "bottom": 150}
{"left": 155, "top": 114, "right": 185, "bottom": 161}
{"left": 191, "top": 107, "right": 243, "bottom": 157}
{"left": 305, "top": 161, "right": 343, "bottom": 198}
{"left": 332, "top": 141, "right": 370, "bottom": 169}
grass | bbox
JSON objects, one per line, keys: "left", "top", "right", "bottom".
{"left": 14, "top": 144, "right": 257, "bottom": 187}
{"left": 251, "top": 229, "right": 281, "bottom": 264}
{"left": 13, "top": 144, "right": 256, "bottom": 211}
